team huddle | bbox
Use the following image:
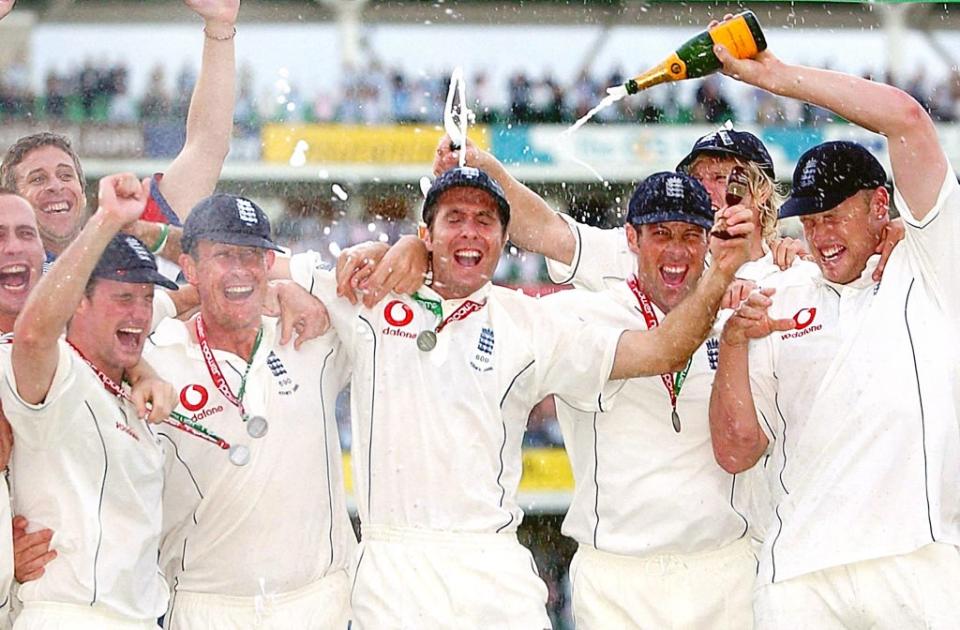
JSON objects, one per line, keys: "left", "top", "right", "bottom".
{"left": 0, "top": 1, "right": 957, "bottom": 629}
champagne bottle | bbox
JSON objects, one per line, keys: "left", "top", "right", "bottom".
{"left": 621, "top": 12, "right": 767, "bottom": 96}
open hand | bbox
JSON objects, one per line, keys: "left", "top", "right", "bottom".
{"left": 721, "top": 287, "right": 794, "bottom": 347}
{"left": 13, "top": 516, "right": 57, "bottom": 582}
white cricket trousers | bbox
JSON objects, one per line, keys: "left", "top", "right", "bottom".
{"left": 350, "top": 524, "right": 551, "bottom": 630}
{"left": 754, "top": 543, "right": 960, "bottom": 629}
{"left": 163, "top": 569, "right": 350, "bottom": 630}
{"left": 569, "top": 537, "right": 755, "bottom": 629}
{"left": 13, "top": 602, "right": 159, "bottom": 630}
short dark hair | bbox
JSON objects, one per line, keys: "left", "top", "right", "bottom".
{"left": 1, "top": 132, "right": 86, "bottom": 193}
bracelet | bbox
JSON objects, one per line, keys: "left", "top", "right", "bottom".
{"left": 150, "top": 223, "right": 170, "bottom": 254}
{"left": 203, "top": 25, "right": 236, "bottom": 41}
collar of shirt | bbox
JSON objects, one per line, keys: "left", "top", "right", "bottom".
{"left": 414, "top": 282, "right": 492, "bottom": 315}
{"left": 150, "top": 314, "right": 279, "bottom": 365}
{"left": 821, "top": 254, "right": 880, "bottom": 293}
{"left": 613, "top": 279, "right": 667, "bottom": 327}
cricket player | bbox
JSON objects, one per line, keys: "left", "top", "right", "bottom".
{"left": 1, "top": 173, "right": 177, "bottom": 629}
{"left": 282, "top": 165, "right": 754, "bottom": 628}
{"left": 0, "top": 0, "right": 239, "bottom": 271}
{"left": 512, "top": 171, "right": 753, "bottom": 629}
{"left": 0, "top": 189, "right": 45, "bottom": 629}
{"left": 709, "top": 41, "right": 960, "bottom": 627}
{"left": 146, "top": 194, "right": 355, "bottom": 629}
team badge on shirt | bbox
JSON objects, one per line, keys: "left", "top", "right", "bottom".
{"left": 268, "top": 351, "right": 299, "bottom": 395}
{"left": 470, "top": 327, "right": 494, "bottom": 372}
{"left": 706, "top": 338, "right": 720, "bottom": 370}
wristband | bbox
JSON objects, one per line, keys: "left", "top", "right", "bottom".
{"left": 203, "top": 25, "right": 236, "bottom": 41}
{"left": 150, "top": 223, "right": 170, "bottom": 254}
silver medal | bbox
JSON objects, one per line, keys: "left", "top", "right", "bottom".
{"left": 228, "top": 444, "right": 250, "bottom": 467}
{"left": 671, "top": 409, "right": 682, "bottom": 433}
{"left": 246, "top": 415, "right": 269, "bottom": 439}
{"left": 416, "top": 330, "right": 437, "bottom": 352}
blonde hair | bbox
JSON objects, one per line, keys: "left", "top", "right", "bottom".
{"left": 742, "top": 160, "right": 787, "bottom": 244}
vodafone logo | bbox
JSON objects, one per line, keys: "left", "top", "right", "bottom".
{"left": 792, "top": 307, "right": 817, "bottom": 330}
{"left": 180, "top": 384, "right": 209, "bottom": 411}
{"left": 384, "top": 300, "right": 414, "bottom": 327}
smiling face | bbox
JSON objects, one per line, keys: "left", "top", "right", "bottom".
{"left": 424, "top": 187, "right": 506, "bottom": 300}
{"left": 181, "top": 240, "right": 275, "bottom": 333}
{"left": 70, "top": 279, "right": 155, "bottom": 381}
{"left": 799, "top": 187, "right": 889, "bottom": 284}
{"left": 0, "top": 194, "right": 45, "bottom": 326}
{"left": 13, "top": 145, "right": 86, "bottom": 252}
{"left": 627, "top": 220, "right": 709, "bottom": 313}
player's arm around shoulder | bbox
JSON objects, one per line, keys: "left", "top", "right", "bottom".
{"left": 281, "top": 249, "right": 369, "bottom": 347}
{"left": 544, "top": 216, "right": 632, "bottom": 292}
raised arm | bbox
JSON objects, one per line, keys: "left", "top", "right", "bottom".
{"left": 12, "top": 175, "right": 148, "bottom": 403}
{"left": 433, "top": 135, "right": 576, "bottom": 264}
{"left": 610, "top": 204, "right": 753, "bottom": 379}
{"left": 715, "top": 45, "right": 944, "bottom": 219}
{"left": 157, "top": 0, "right": 239, "bottom": 219}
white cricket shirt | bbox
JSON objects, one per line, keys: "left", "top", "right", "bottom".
{"left": 289, "top": 253, "right": 624, "bottom": 534}
{"left": 745, "top": 168, "right": 960, "bottom": 585}
{"left": 0, "top": 340, "right": 168, "bottom": 620}
{"left": 145, "top": 316, "right": 355, "bottom": 597}
{"left": 543, "top": 284, "right": 749, "bottom": 556}
{"left": 0, "top": 473, "right": 11, "bottom": 627}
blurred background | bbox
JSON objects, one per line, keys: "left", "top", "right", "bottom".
{"left": 3, "top": 1, "right": 959, "bottom": 626}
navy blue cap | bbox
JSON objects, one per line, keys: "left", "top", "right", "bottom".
{"left": 422, "top": 166, "right": 511, "bottom": 227}
{"left": 182, "top": 194, "right": 282, "bottom": 254}
{"left": 780, "top": 141, "right": 887, "bottom": 219}
{"left": 92, "top": 234, "right": 178, "bottom": 290}
{"left": 626, "top": 172, "right": 713, "bottom": 231}
{"left": 677, "top": 126, "right": 776, "bottom": 180}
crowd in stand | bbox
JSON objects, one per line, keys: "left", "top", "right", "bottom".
{"left": 5, "top": 58, "right": 960, "bottom": 127}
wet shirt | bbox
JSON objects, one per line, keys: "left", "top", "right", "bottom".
{"left": 145, "top": 317, "right": 355, "bottom": 597}
{"left": 290, "top": 252, "right": 623, "bottom": 534}
{"left": 0, "top": 340, "right": 168, "bottom": 620}
{"left": 746, "top": 168, "right": 960, "bottom": 584}
{"left": 544, "top": 283, "right": 750, "bottom": 556}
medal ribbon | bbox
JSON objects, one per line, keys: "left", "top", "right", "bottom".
{"left": 412, "top": 293, "right": 486, "bottom": 334}
{"left": 195, "top": 315, "right": 263, "bottom": 421}
{"left": 66, "top": 340, "right": 230, "bottom": 450}
{"left": 625, "top": 276, "right": 692, "bottom": 414}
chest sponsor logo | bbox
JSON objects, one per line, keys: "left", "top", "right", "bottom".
{"left": 178, "top": 384, "right": 224, "bottom": 420}
{"left": 706, "top": 337, "right": 720, "bottom": 370}
{"left": 382, "top": 299, "right": 417, "bottom": 340}
{"left": 267, "top": 350, "right": 299, "bottom": 395}
{"left": 781, "top": 307, "right": 822, "bottom": 340}
{"left": 180, "top": 384, "right": 209, "bottom": 411}
{"left": 470, "top": 326, "right": 494, "bottom": 372}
